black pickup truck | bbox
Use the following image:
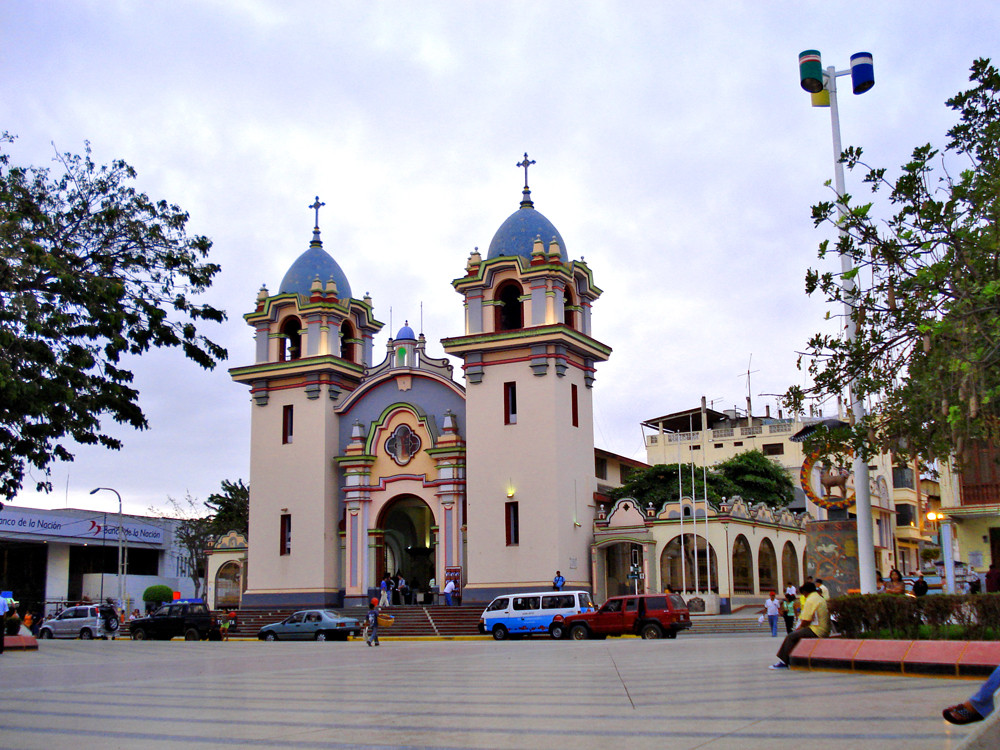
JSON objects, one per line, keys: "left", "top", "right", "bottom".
{"left": 128, "top": 600, "right": 221, "bottom": 641}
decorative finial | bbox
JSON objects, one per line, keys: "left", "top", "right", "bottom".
{"left": 309, "top": 196, "right": 325, "bottom": 243}
{"left": 517, "top": 152, "right": 535, "bottom": 189}
{"left": 517, "top": 154, "right": 535, "bottom": 209}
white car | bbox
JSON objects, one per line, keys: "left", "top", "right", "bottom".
{"left": 38, "top": 605, "right": 119, "bottom": 640}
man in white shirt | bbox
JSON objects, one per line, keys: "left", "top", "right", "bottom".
{"left": 763, "top": 591, "right": 782, "bottom": 637}
{"left": 443, "top": 579, "right": 456, "bottom": 606}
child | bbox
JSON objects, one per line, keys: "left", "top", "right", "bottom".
{"left": 366, "top": 598, "right": 379, "bottom": 647}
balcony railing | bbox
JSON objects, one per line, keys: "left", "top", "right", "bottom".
{"left": 712, "top": 428, "right": 734, "bottom": 438}
{"left": 768, "top": 423, "right": 792, "bottom": 434}
{"left": 740, "top": 426, "right": 763, "bottom": 436}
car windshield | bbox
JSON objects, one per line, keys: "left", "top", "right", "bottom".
{"left": 578, "top": 593, "right": 594, "bottom": 609}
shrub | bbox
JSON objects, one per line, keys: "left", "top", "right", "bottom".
{"left": 830, "top": 593, "right": 1000, "bottom": 639}
{"left": 142, "top": 584, "right": 174, "bottom": 609}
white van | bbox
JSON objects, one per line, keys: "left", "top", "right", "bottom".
{"left": 478, "top": 590, "right": 595, "bottom": 640}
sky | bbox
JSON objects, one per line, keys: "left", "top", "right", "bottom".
{"left": 3, "top": 1, "right": 999, "bottom": 516}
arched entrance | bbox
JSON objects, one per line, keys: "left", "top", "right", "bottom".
{"left": 781, "top": 541, "right": 800, "bottom": 589}
{"left": 214, "top": 561, "right": 242, "bottom": 610}
{"left": 758, "top": 538, "right": 778, "bottom": 593}
{"left": 377, "top": 495, "right": 436, "bottom": 591}
{"left": 660, "top": 535, "right": 718, "bottom": 593}
{"left": 604, "top": 542, "right": 642, "bottom": 597}
{"left": 732, "top": 535, "right": 753, "bottom": 594}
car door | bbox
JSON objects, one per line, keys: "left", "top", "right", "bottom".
{"left": 282, "top": 612, "right": 306, "bottom": 639}
{"left": 591, "top": 598, "right": 624, "bottom": 635}
{"left": 51, "top": 608, "right": 77, "bottom": 637}
{"left": 302, "top": 611, "right": 322, "bottom": 638}
{"left": 147, "top": 605, "right": 174, "bottom": 638}
{"left": 622, "top": 597, "right": 640, "bottom": 633}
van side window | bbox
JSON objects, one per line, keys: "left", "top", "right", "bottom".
{"left": 486, "top": 598, "right": 509, "bottom": 612}
{"left": 647, "top": 596, "right": 668, "bottom": 610}
{"left": 512, "top": 597, "right": 540, "bottom": 611}
{"left": 624, "top": 599, "right": 638, "bottom": 612}
{"left": 542, "top": 595, "right": 574, "bottom": 609}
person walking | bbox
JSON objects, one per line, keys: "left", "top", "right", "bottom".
{"left": 553, "top": 571, "right": 565, "bottom": 591}
{"left": 769, "top": 581, "right": 829, "bottom": 669}
{"left": 379, "top": 574, "right": 390, "bottom": 607}
{"left": 942, "top": 664, "right": 1000, "bottom": 724}
{"left": 781, "top": 593, "right": 797, "bottom": 634}
{"left": 0, "top": 595, "right": 7, "bottom": 655}
{"left": 763, "top": 591, "right": 781, "bottom": 637}
{"left": 366, "top": 598, "right": 380, "bottom": 647}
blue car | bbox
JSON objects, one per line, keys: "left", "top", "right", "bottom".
{"left": 257, "top": 609, "right": 361, "bottom": 641}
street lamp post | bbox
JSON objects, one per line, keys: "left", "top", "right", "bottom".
{"left": 90, "top": 487, "right": 126, "bottom": 612}
{"left": 798, "top": 50, "right": 878, "bottom": 594}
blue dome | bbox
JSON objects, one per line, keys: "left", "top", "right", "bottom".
{"left": 487, "top": 198, "right": 568, "bottom": 262}
{"left": 396, "top": 324, "right": 416, "bottom": 340}
{"left": 279, "top": 242, "right": 353, "bottom": 300}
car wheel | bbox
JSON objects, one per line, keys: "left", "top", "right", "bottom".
{"left": 264, "top": 632, "right": 278, "bottom": 642}
{"left": 550, "top": 623, "right": 566, "bottom": 640}
{"left": 491, "top": 624, "right": 508, "bottom": 641}
{"left": 131, "top": 627, "right": 147, "bottom": 641}
{"left": 38, "top": 628, "right": 53, "bottom": 639}
{"left": 641, "top": 623, "right": 663, "bottom": 640}
{"left": 80, "top": 629, "right": 93, "bottom": 640}
{"left": 184, "top": 628, "right": 200, "bottom": 641}
{"left": 569, "top": 624, "right": 589, "bottom": 641}
{"left": 315, "top": 631, "right": 328, "bottom": 641}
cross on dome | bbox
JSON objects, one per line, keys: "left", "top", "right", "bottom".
{"left": 517, "top": 152, "right": 535, "bottom": 189}
{"left": 309, "top": 196, "right": 326, "bottom": 229}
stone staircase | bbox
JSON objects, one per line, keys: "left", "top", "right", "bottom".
{"left": 211, "top": 605, "right": 483, "bottom": 638}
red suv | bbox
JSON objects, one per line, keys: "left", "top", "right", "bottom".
{"left": 556, "top": 594, "right": 691, "bottom": 640}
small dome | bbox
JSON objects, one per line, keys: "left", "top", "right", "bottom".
{"left": 395, "top": 323, "right": 416, "bottom": 341}
{"left": 279, "top": 241, "right": 352, "bottom": 300}
{"left": 487, "top": 190, "right": 568, "bottom": 262}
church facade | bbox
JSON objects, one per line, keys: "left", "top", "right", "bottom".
{"left": 231, "top": 165, "right": 610, "bottom": 607}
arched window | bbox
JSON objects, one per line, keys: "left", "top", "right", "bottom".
{"left": 781, "top": 541, "right": 800, "bottom": 589}
{"left": 563, "top": 287, "right": 577, "bottom": 331}
{"left": 495, "top": 281, "right": 523, "bottom": 331}
{"left": 732, "top": 535, "right": 753, "bottom": 594}
{"left": 340, "top": 321, "right": 356, "bottom": 363}
{"left": 758, "top": 538, "right": 778, "bottom": 592}
{"left": 279, "top": 317, "right": 302, "bottom": 361}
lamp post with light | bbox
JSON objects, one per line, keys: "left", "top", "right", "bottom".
{"left": 798, "top": 50, "right": 878, "bottom": 594}
{"left": 927, "top": 511, "right": 956, "bottom": 594}
{"left": 90, "top": 487, "right": 127, "bottom": 611}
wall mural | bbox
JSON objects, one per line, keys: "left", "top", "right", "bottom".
{"left": 806, "top": 520, "right": 859, "bottom": 597}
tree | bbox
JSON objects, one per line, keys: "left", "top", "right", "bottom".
{"left": 609, "top": 463, "right": 729, "bottom": 508}
{"left": 152, "top": 495, "right": 213, "bottom": 600}
{"left": 785, "top": 59, "right": 1000, "bottom": 466}
{"left": 205, "top": 478, "right": 249, "bottom": 537}
{"left": 608, "top": 451, "right": 793, "bottom": 509}
{"left": 0, "top": 135, "right": 226, "bottom": 499}
{"left": 714, "top": 450, "right": 795, "bottom": 508}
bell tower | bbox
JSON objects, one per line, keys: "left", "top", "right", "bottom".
{"left": 443, "top": 156, "right": 611, "bottom": 600}
{"left": 231, "top": 197, "right": 383, "bottom": 608}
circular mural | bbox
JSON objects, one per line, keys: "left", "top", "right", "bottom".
{"left": 800, "top": 449, "right": 855, "bottom": 510}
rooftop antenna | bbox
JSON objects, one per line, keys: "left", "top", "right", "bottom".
{"left": 739, "top": 355, "right": 760, "bottom": 419}
{"left": 420, "top": 301, "right": 424, "bottom": 336}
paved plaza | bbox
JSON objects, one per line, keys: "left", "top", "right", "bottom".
{"left": 0, "top": 634, "right": 982, "bottom": 749}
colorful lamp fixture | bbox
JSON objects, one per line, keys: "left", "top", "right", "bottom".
{"left": 798, "top": 50, "right": 824, "bottom": 93}
{"left": 850, "top": 52, "right": 875, "bottom": 94}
